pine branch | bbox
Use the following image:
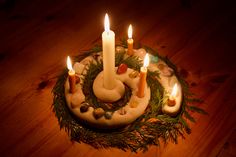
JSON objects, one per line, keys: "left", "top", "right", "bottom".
{"left": 184, "top": 111, "right": 196, "bottom": 123}
{"left": 186, "top": 105, "right": 208, "bottom": 115}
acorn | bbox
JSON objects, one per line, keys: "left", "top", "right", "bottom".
{"left": 117, "top": 63, "right": 128, "bottom": 74}
{"left": 129, "top": 70, "right": 139, "bottom": 78}
{"left": 104, "top": 112, "right": 113, "bottom": 120}
{"left": 80, "top": 102, "right": 90, "bottom": 113}
{"left": 93, "top": 108, "right": 105, "bottom": 119}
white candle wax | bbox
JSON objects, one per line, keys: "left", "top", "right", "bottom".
{"left": 102, "top": 13, "right": 116, "bottom": 90}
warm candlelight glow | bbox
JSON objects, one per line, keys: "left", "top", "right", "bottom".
{"left": 67, "top": 56, "right": 76, "bottom": 93}
{"left": 168, "top": 83, "right": 178, "bottom": 106}
{"left": 170, "top": 83, "right": 178, "bottom": 98}
{"left": 137, "top": 53, "right": 149, "bottom": 98}
{"left": 128, "top": 24, "right": 132, "bottom": 39}
{"left": 104, "top": 13, "right": 110, "bottom": 32}
{"left": 102, "top": 13, "right": 116, "bottom": 89}
{"left": 67, "top": 56, "right": 74, "bottom": 72}
{"left": 127, "top": 24, "right": 134, "bottom": 55}
{"left": 143, "top": 53, "right": 150, "bottom": 68}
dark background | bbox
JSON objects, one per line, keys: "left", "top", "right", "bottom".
{"left": 0, "top": 0, "right": 235, "bottom": 156}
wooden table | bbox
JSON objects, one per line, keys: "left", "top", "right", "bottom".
{"left": 0, "top": 0, "right": 235, "bottom": 156}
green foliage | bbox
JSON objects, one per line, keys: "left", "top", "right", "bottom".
{"left": 82, "top": 59, "right": 132, "bottom": 111}
{"left": 121, "top": 55, "right": 142, "bottom": 71}
{"left": 186, "top": 105, "right": 208, "bottom": 115}
{"left": 115, "top": 52, "right": 125, "bottom": 66}
{"left": 52, "top": 45, "right": 206, "bottom": 152}
{"left": 119, "top": 37, "right": 128, "bottom": 48}
{"left": 146, "top": 70, "right": 163, "bottom": 116}
{"left": 91, "top": 45, "right": 102, "bottom": 52}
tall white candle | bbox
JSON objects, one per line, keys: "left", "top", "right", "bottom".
{"left": 102, "top": 13, "right": 116, "bottom": 90}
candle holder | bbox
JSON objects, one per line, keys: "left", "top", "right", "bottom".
{"left": 63, "top": 47, "right": 186, "bottom": 129}
{"left": 92, "top": 71, "right": 126, "bottom": 102}
{"left": 167, "top": 98, "right": 176, "bottom": 106}
{"left": 51, "top": 12, "right": 206, "bottom": 153}
{"left": 53, "top": 45, "right": 206, "bottom": 152}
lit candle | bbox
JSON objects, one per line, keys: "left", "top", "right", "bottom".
{"left": 102, "top": 13, "right": 116, "bottom": 90}
{"left": 168, "top": 83, "right": 178, "bottom": 106}
{"left": 127, "top": 24, "right": 134, "bottom": 55}
{"left": 137, "top": 53, "right": 149, "bottom": 98}
{"left": 67, "top": 56, "right": 76, "bottom": 93}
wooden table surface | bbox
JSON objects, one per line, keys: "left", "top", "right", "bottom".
{"left": 0, "top": 0, "right": 235, "bottom": 156}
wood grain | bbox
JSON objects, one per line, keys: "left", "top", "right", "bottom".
{"left": 0, "top": 0, "right": 235, "bottom": 156}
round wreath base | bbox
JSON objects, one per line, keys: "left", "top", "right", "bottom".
{"left": 52, "top": 46, "right": 206, "bottom": 152}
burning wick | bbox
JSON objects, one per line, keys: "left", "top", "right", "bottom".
{"left": 137, "top": 53, "right": 149, "bottom": 98}
{"left": 67, "top": 56, "right": 76, "bottom": 93}
{"left": 127, "top": 24, "right": 134, "bottom": 55}
{"left": 168, "top": 83, "right": 178, "bottom": 106}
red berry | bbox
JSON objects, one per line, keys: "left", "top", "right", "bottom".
{"left": 117, "top": 63, "right": 128, "bottom": 74}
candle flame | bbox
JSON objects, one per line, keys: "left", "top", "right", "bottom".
{"left": 104, "top": 13, "right": 110, "bottom": 32}
{"left": 143, "top": 53, "right": 149, "bottom": 68}
{"left": 170, "top": 83, "right": 178, "bottom": 97}
{"left": 67, "top": 56, "right": 73, "bottom": 71}
{"left": 128, "top": 24, "right": 132, "bottom": 39}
